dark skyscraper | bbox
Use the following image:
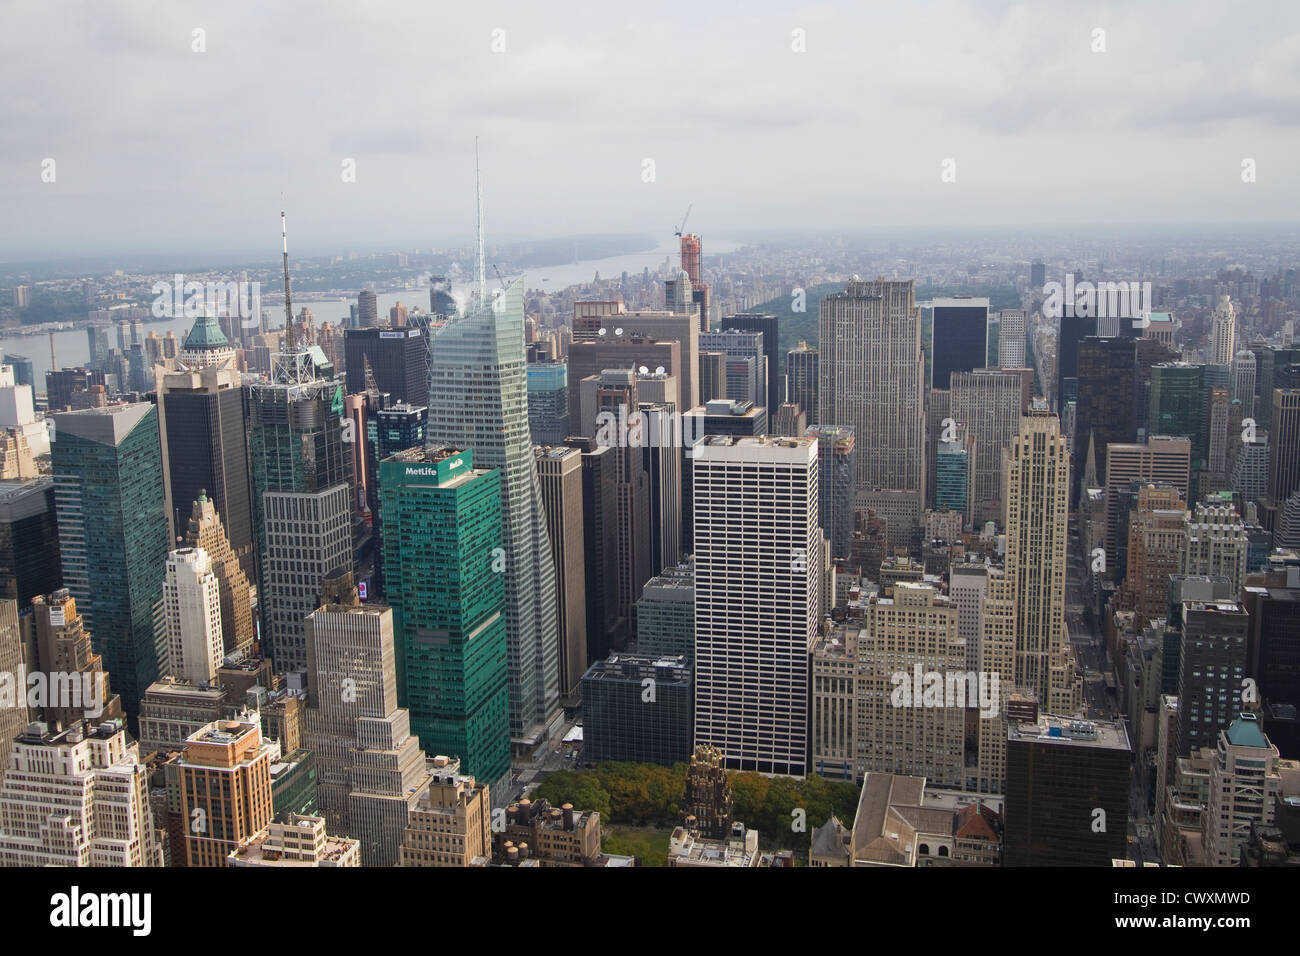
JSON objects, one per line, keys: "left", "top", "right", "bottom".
{"left": 344, "top": 327, "right": 428, "bottom": 409}
{"left": 1074, "top": 336, "right": 1137, "bottom": 502}
{"left": 931, "top": 297, "right": 990, "bottom": 389}
{"left": 564, "top": 436, "right": 622, "bottom": 660}
{"left": 786, "top": 342, "right": 818, "bottom": 423}
{"left": 0, "top": 478, "right": 61, "bottom": 608}
{"left": 726, "top": 313, "right": 780, "bottom": 417}
{"left": 1177, "top": 599, "right": 1249, "bottom": 756}
{"left": 1056, "top": 313, "right": 1097, "bottom": 413}
{"left": 51, "top": 403, "right": 169, "bottom": 724}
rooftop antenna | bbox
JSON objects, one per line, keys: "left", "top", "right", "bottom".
{"left": 475, "top": 139, "right": 487, "bottom": 306}
{"left": 281, "top": 203, "right": 295, "bottom": 350}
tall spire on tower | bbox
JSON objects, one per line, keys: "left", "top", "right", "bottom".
{"left": 475, "top": 138, "right": 486, "bottom": 306}
{"left": 281, "top": 206, "right": 295, "bottom": 350}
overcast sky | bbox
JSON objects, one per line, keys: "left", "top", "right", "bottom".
{"left": 2, "top": 0, "right": 1298, "bottom": 260}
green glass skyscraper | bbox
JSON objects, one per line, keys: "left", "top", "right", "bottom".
{"left": 51, "top": 403, "right": 169, "bottom": 724}
{"left": 380, "top": 445, "right": 510, "bottom": 788}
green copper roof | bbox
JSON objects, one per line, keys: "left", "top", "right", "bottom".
{"left": 1226, "top": 714, "right": 1269, "bottom": 748}
{"left": 184, "top": 314, "right": 229, "bottom": 349}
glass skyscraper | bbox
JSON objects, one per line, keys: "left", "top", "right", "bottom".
{"left": 51, "top": 403, "right": 170, "bottom": 724}
{"left": 380, "top": 446, "right": 510, "bottom": 788}
{"left": 425, "top": 280, "right": 560, "bottom": 750}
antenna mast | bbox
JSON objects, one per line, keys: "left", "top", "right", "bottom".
{"left": 281, "top": 208, "right": 295, "bottom": 350}
{"left": 475, "top": 139, "right": 486, "bottom": 304}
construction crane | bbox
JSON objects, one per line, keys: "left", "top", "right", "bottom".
{"left": 674, "top": 203, "right": 692, "bottom": 238}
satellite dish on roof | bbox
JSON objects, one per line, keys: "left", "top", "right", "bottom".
{"left": 598, "top": 328, "right": 607, "bottom": 336}
{"left": 639, "top": 366, "right": 649, "bottom": 374}
{"left": 655, "top": 366, "right": 665, "bottom": 375}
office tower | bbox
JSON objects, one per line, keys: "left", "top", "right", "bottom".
{"left": 1205, "top": 714, "right": 1297, "bottom": 866}
{"left": 137, "top": 678, "right": 225, "bottom": 754}
{"left": 3, "top": 355, "right": 32, "bottom": 389}
{"left": 155, "top": 317, "right": 254, "bottom": 579}
{"left": 0, "top": 478, "right": 60, "bottom": 607}
{"left": 567, "top": 338, "right": 682, "bottom": 434}
{"left": 1269, "top": 389, "right": 1300, "bottom": 508}
{"left": 182, "top": 493, "right": 254, "bottom": 659}
{"left": 1201, "top": 386, "right": 1239, "bottom": 496}
{"left": 805, "top": 425, "right": 856, "bottom": 560}
{"left": 698, "top": 351, "right": 727, "bottom": 405}
{"left": 1003, "top": 402, "right": 1079, "bottom": 712}
{"left": 52, "top": 404, "right": 168, "bottom": 724}
{"left": 931, "top": 297, "right": 991, "bottom": 389}
{"left": 247, "top": 348, "right": 355, "bottom": 674}
{"left": 1003, "top": 716, "right": 1131, "bottom": 866}
{"left": 635, "top": 561, "right": 694, "bottom": 659}
{"left": 819, "top": 279, "right": 924, "bottom": 497}
{"left": 581, "top": 653, "right": 692, "bottom": 766}
{"left": 1104, "top": 437, "right": 1193, "bottom": 557}
{"left": 1118, "top": 484, "right": 1187, "bottom": 629}
{"left": 429, "top": 277, "right": 456, "bottom": 318}
{"left": 380, "top": 447, "right": 510, "bottom": 786}
{"left": 1182, "top": 502, "right": 1248, "bottom": 592}
{"left": 23, "top": 589, "right": 124, "bottom": 729}
{"left": 398, "top": 755, "right": 492, "bottom": 866}
{"left": 1233, "top": 350, "right": 1257, "bottom": 420}
{"left": 997, "top": 309, "right": 1027, "bottom": 368}
{"left": 590, "top": 371, "right": 653, "bottom": 636}
{"left": 809, "top": 621, "right": 859, "bottom": 781}
{"left": 0, "top": 603, "right": 18, "bottom": 761}
{"left": 773, "top": 403, "right": 805, "bottom": 437}
{"left": 665, "top": 269, "right": 695, "bottom": 318}
{"left": 177, "top": 716, "right": 276, "bottom": 866}
{"left": 343, "top": 327, "right": 428, "bottom": 409}
{"left": 0, "top": 718, "right": 163, "bottom": 867}
{"left": 949, "top": 564, "right": 989, "bottom": 673}
{"left": 0, "top": 364, "right": 50, "bottom": 458}
{"left": 1030, "top": 261, "right": 1046, "bottom": 289}
{"left": 1074, "top": 336, "right": 1137, "bottom": 502}
{"left": 1177, "top": 600, "right": 1249, "bottom": 756}
{"left": 693, "top": 435, "right": 819, "bottom": 775}
{"left": 679, "top": 398, "right": 769, "bottom": 556}
{"left": 1056, "top": 313, "right": 1098, "bottom": 413}
{"left": 573, "top": 307, "right": 700, "bottom": 413}
{"left": 935, "top": 437, "right": 971, "bottom": 524}
{"left": 534, "top": 446, "right": 588, "bottom": 709}
{"left": 855, "top": 583, "right": 966, "bottom": 787}
{"left": 162, "top": 548, "right": 224, "bottom": 685}
{"left": 1149, "top": 362, "right": 1206, "bottom": 466}
{"left": 356, "top": 290, "right": 378, "bottom": 327}
{"left": 949, "top": 369, "right": 1024, "bottom": 526}
{"left": 527, "top": 362, "right": 570, "bottom": 444}
{"left": 563, "top": 436, "right": 623, "bottom": 659}
{"left": 228, "top": 813, "right": 360, "bottom": 867}
{"left": 638, "top": 402, "right": 682, "bottom": 576}
{"left": 726, "top": 314, "right": 780, "bottom": 413}
{"left": 1209, "top": 295, "right": 1237, "bottom": 367}
{"left": 786, "top": 342, "right": 818, "bottom": 423}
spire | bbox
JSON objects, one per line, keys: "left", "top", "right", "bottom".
{"left": 475, "top": 138, "right": 486, "bottom": 306}
{"left": 281, "top": 206, "right": 295, "bottom": 350}
{"left": 1083, "top": 429, "right": 1099, "bottom": 490}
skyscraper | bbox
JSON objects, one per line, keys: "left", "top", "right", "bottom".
{"left": 1205, "top": 714, "right": 1293, "bottom": 867}
{"left": 1177, "top": 600, "right": 1249, "bottom": 756}
{"left": 997, "top": 309, "right": 1027, "bottom": 368}
{"left": 949, "top": 369, "right": 1024, "bottom": 526}
{"left": 357, "top": 289, "right": 378, "bottom": 328}
{"left": 693, "top": 435, "right": 819, "bottom": 776}
{"left": 931, "top": 297, "right": 990, "bottom": 389}
{"left": 182, "top": 492, "right": 255, "bottom": 659}
{"left": 247, "top": 349, "right": 355, "bottom": 674}
{"left": 806, "top": 425, "right": 856, "bottom": 560}
{"left": 527, "top": 362, "right": 571, "bottom": 445}
{"left": 563, "top": 436, "right": 623, "bottom": 660}
{"left": 177, "top": 716, "right": 276, "bottom": 867}
{"left": 0, "top": 477, "right": 61, "bottom": 608}
{"left": 163, "top": 547, "right": 224, "bottom": 685}
{"left": 535, "top": 446, "right": 588, "bottom": 709}
{"left": 155, "top": 315, "right": 254, "bottom": 580}
{"left": 819, "top": 280, "right": 925, "bottom": 498}
{"left": 380, "top": 446, "right": 511, "bottom": 787}
{"left": 424, "top": 275, "right": 561, "bottom": 750}
{"left": 726, "top": 313, "right": 781, "bottom": 414}
{"left": 1209, "top": 295, "right": 1237, "bottom": 367}
{"left": 1002, "top": 401, "right": 1080, "bottom": 713}
{"left": 52, "top": 403, "right": 169, "bottom": 724}
{"left": 343, "top": 327, "right": 429, "bottom": 408}
{"left": 1074, "top": 336, "right": 1137, "bottom": 503}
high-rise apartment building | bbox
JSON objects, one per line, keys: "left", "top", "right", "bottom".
{"left": 1002, "top": 402, "right": 1080, "bottom": 713}
{"left": 693, "top": 436, "right": 819, "bottom": 775}
{"left": 819, "top": 280, "right": 925, "bottom": 497}
{"left": 52, "top": 403, "right": 169, "bottom": 723}
{"left": 177, "top": 716, "right": 276, "bottom": 867}
{"left": 425, "top": 279, "right": 560, "bottom": 751}
{"left": 380, "top": 447, "right": 510, "bottom": 787}
{"left": 162, "top": 548, "right": 224, "bottom": 685}
{"left": 0, "top": 718, "right": 163, "bottom": 867}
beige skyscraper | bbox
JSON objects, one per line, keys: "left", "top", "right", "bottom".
{"left": 534, "top": 446, "right": 587, "bottom": 709}
{"left": 398, "top": 755, "right": 492, "bottom": 867}
{"left": 1209, "top": 295, "right": 1236, "bottom": 367}
{"left": 819, "top": 279, "right": 925, "bottom": 498}
{"left": 1181, "top": 500, "right": 1249, "bottom": 593}
{"left": 183, "top": 493, "right": 255, "bottom": 659}
{"left": 1203, "top": 714, "right": 1300, "bottom": 867}
{"left": 302, "top": 571, "right": 433, "bottom": 866}
{"left": 177, "top": 715, "right": 276, "bottom": 867}
{"left": 0, "top": 601, "right": 25, "bottom": 778}
{"left": 0, "top": 718, "right": 164, "bottom": 867}
{"left": 1001, "top": 401, "right": 1081, "bottom": 713}
{"left": 950, "top": 369, "right": 1026, "bottom": 525}
{"left": 1119, "top": 484, "right": 1187, "bottom": 630}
